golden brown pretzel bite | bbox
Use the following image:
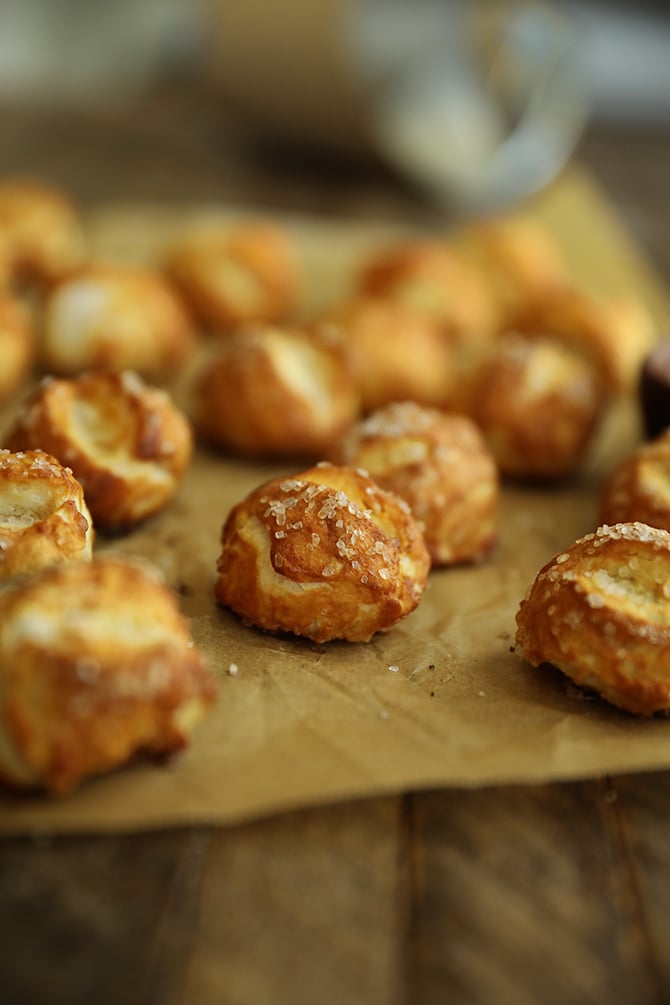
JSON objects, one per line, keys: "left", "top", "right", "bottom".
{"left": 0, "top": 178, "right": 87, "bottom": 288}
{"left": 515, "top": 522, "right": 670, "bottom": 715}
{"left": 42, "top": 263, "right": 195, "bottom": 376}
{"left": 321, "top": 298, "right": 455, "bottom": 411}
{"left": 599, "top": 429, "right": 670, "bottom": 532}
{"left": 164, "top": 220, "right": 298, "bottom": 330}
{"left": 5, "top": 371, "right": 192, "bottom": 530}
{"left": 510, "top": 285, "right": 655, "bottom": 393}
{"left": 453, "top": 215, "right": 567, "bottom": 328}
{"left": 0, "top": 555, "right": 216, "bottom": 794}
{"left": 194, "top": 323, "right": 360, "bottom": 459}
{"left": 0, "top": 449, "right": 93, "bottom": 581}
{"left": 0, "top": 294, "right": 34, "bottom": 401}
{"left": 357, "top": 238, "right": 495, "bottom": 346}
{"left": 215, "top": 462, "right": 430, "bottom": 643}
{"left": 467, "top": 332, "right": 606, "bottom": 480}
{"left": 335, "top": 401, "right": 499, "bottom": 566}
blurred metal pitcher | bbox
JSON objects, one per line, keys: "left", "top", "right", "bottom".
{"left": 200, "top": 0, "right": 587, "bottom": 211}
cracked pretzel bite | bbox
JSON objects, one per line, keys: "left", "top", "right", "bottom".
{"left": 5, "top": 371, "right": 192, "bottom": 530}
{"left": 510, "top": 285, "right": 655, "bottom": 394}
{"left": 467, "top": 332, "right": 606, "bottom": 480}
{"left": 0, "top": 294, "right": 34, "bottom": 402}
{"left": 164, "top": 220, "right": 298, "bottom": 331}
{"left": 215, "top": 462, "right": 430, "bottom": 643}
{"left": 194, "top": 323, "right": 360, "bottom": 459}
{"left": 0, "top": 178, "right": 87, "bottom": 288}
{"left": 357, "top": 239, "right": 495, "bottom": 349}
{"left": 321, "top": 298, "right": 456, "bottom": 412}
{"left": 335, "top": 401, "right": 499, "bottom": 566}
{"left": 453, "top": 216, "right": 567, "bottom": 329}
{"left": 515, "top": 522, "right": 670, "bottom": 715}
{"left": 0, "top": 449, "right": 93, "bottom": 581}
{"left": 0, "top": 555, "right": 216, "bottom": 794}
{"left": 42, "top": 263, "right": 195, "bottom": 377}
{"left": 599, "top": 429, "right": 670, "bottom": 532}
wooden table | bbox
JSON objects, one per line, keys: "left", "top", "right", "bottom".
{"left": 1, "top": 84, "right": 670, "bottom": 1005}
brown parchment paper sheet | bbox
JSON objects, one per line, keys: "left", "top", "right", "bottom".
{"left": 1, "top": 167, "right": 670, "bottom": 834}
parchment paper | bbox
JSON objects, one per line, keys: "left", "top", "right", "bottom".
{"left": 1, "top": 167, "right": 670, "bottom": 835}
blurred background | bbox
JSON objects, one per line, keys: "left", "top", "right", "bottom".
{"left": 0, "top": 0, "right": 668, "bottom": 233}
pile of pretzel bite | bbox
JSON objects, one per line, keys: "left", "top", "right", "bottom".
{"left": 1, "top": 176, "right": 668, "bottom": 796}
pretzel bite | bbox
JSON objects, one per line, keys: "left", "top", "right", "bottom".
{"left": 42, "top": 263, "right": 195, "bottom": 376}
{"left": 164, "top": 220, "right": 298, "bottom": 330}
{"left": 453, "top": 216, "right": 566, "bottom": 327}
{"left": 599, "top": 429, "right": 670, "bottom": 532}
{"left": 510, "top": 285, "right": 655, "bottom": 393}
{"left": 0, "top": 555, "right": 216, "bottom": 793}
{"left": 215, "top": 462, "right": 430, "bottom": 643}
{"left": 194, "top": 323, "right": 360, "bottom": 458}
{"left": 468, "top": 332, "right": 606, "bottom": 480}
{"left": 515, "top": 522, "right": 670, "bottom": 715}
{"left": 0, "top": 294, "right": 34, "bottom": 401}
{"left": 322, "top": 298, "right": 456, "bottom": 412}
{"left": 0, "top": 178, "right": 87, "bottom": 287}
{"left": 5, "top": 371, "right": 192, "bottom": 530}
{"left": 335, "top": 402, "right": 499, "bottom": 566}
{"left": 357, "top": 239, "right": 495, "bottom": 350}
{"left": 0, "top": 449, "right": 93, "bottom": 581}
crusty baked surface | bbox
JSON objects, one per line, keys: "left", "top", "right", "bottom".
{"left": 0, "top": 294, "right": 34, "bottom": 402}
{"left": 5, "top": 370, "right": 193, "bottom": 529}
{"left": 0, "top": 555, "right": 216, "bottom": 794}
{"left": 336, "top": 401, "right": 499, "bottom": 566}
{"left": 165, "top": 220, "right": 298, "bottom": 331}
{"left": 0, "top": 448, "right": 93, "bottom": 580}
{"left": 42, "top": 263, "right": 195, "bottom": 376}
{"left": 215, "top": 462, "right": 430, "bottom": 643}
{"left": 194, "top": 324, "right": 360, "bottom": 458}
{"left": 468, "top": 333, "right": 607, "bottom": 479}
{"left": 515, "top": 522, "right": 670, "bottom": 715}
{"left": 600, "top": 429, "right": 670, "bottom": 532}
{"left": 0, "top": 178, "right": 87, "bottom": 288}
{"left": 510, "top": 285, "right": 655, "bottom": 393}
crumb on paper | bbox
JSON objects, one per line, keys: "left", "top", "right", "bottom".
{"left": 603, "top": 788, "right": 618, "bottom": 804}
{"left": 379, "top": 709, "right": 390, "bottom": 720}
{"left": 478, "top": 691, "right": 486, "bottom": 698}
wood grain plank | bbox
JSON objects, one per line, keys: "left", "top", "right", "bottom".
{"left": 0, "top": 828, "right": 208, "bottom": 1005}
{"left": 179, "top": 797, "right": 404, "bottom": 1005}
{"left": 406, "top": 782, "right": 662, "bottom": 1005}
{"left": 610, "top": 772, "right": 670, "bottom": 998}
